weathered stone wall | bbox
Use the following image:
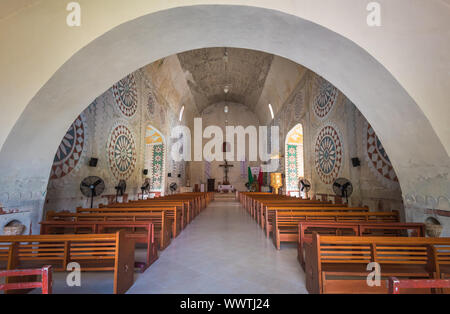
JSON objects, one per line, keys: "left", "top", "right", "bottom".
{"left": 42, "top": 56, "right": 196, "bottom": 217}
{"left": 189, "top": 102, "right": 262, "bottom": 192}
{"left": 268, "top": 70, "right": 404, "bottom": 213}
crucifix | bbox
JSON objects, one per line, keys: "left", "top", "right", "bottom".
{"left": 219, "top": 159, "right": 233, "bottom": 185}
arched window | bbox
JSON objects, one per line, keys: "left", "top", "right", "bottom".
{"left": 285, "top": 124, "right": 304, "bottom": 197}
{"left": 144, "top": 125, "right": 166, "bottom": 196}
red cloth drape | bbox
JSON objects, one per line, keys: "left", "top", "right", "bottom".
{"left": 257, "top": 168, "right": 263, "bottom": 192}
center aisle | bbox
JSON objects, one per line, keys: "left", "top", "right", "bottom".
{"left": 127, "top": 195, "right": 308, "bottom": 294}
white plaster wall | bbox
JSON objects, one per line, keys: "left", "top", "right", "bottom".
{"left": 190, "top": 102, "right": 261, "bottom": 192}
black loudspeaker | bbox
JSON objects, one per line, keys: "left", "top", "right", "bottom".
{"left": 168, "top": 173, "right": 172, "bottom": 177}
{"left": 351, "top": 157, "right": 361, "bottom": 167}
{"left": 143, "top": 169, "right": 148, "bottom": 175}
{"left": 178, "top": 174, "right": 181, "bottom": 178}
{"left": 89, "top": 158, "right": 98, "bottom": 167}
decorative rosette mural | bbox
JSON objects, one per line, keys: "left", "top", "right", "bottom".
{"left": 313, "top": 77, "right": 338, "bottom": 119}
{"left": 107, "top": 122, "right": 137, "bottom": 180}
{"left": 50, "top": 114, "right": 87, "bottom": 180}
{"left": 314, "top": 123, "right": 343, "bottom": 184}
{"left": 113, "top": 74, "right": 138, "bottom": 118}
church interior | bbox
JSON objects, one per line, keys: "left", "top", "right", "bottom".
{"left": 0, "top": 1, "right": 449, "bottom": 296}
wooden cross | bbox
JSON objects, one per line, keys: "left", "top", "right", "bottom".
{"left": 219, "top": 160, "right": 233, "bottom": 185}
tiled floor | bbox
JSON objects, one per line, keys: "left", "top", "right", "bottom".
{"left": 127, "top": 198, "right": 308, "bottom": 294}
{"left": 42, "top": 198, "right": 307, "bottom": 294}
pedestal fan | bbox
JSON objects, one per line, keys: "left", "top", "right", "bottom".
{"left": 169, "top": 182, "right": 178, "bottom": 195}
{"left": 332, "top": 177, "right": 353, "bottom": 204}
{"left": 114, "top": 180, "right": 127, "bottom": 203}
{"left": 299, "top": 178, "right": 312, "bottom": 198}
{"left": 80, "top": 176, "right": 105, "bottom": 208}
{"left": 141, "top": 179, "right": 150, "bottom": 200}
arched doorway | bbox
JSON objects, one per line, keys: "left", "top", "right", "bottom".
{"left": 144, "top": 125, "right": 166, "bottom": 197}
{"left": 285, "top": 124, "right": 304, "bottom": 197}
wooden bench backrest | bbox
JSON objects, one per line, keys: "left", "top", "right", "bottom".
{"left": 275, "top": 210, "right": 398, "bottom": 222}
{"left": 297, "top": 222, "right": 427, "bottom": 273}
{"left": 0, "top": 266, "right": 53, "bottom": 294}
{"left": 261, "top": 200, "right": 334, "bottom": 204}
{"left": 47, "top": 211, "right": 167, "bottom": 222}
{"left": 314, "top": 234, "right": 450, "bottom": 267}
{"left": 389, "top": 277, "right": 450, "bottom": 294}
{"left": 129, "top": 200, "right": 187, "bottom": 204}
{"left": 299, "top": 222, "right": 425, "bottom": 238}
{"left": 78, "top": 206, "right": 178, "bottom": 213}
{"left": 0, "top": 231, "right": 134, "bottom": 294}
{"left": 268, "top": 206, "right": 367, "bottom": 211}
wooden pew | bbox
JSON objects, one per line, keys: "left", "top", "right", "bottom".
{"left": 80, "top": 205, "right": 182, "bottom": 238}
{"left": 0, "top": 231, "right": 134, "bottom": 294}
{"left": 0, "top": 266, "right": 52, "bottom": 294}
{"left": 389, "top": 277, "right": 450, "bottom": 294}
{"left": 161, "top": 192, "right": 213, "bottom": 212}
{"left": 127, "top": 200, "right": 190, "bottom": 225}
{"left": 242, "top": 194, "right": 292, "bottom": 216}
{"left": 40, "top": 221, "right": 158, "bottom": 270}
{"left": 305, "top": 234, "right": 450, "bottom": 294}
{"left": 297, "top": 222, "right": 426, "bottom": 270}
{"left": 255, "top": 200, "right": 338, "bottom": 226}
{"left": 46, "top": 211, "right": 172, "bottom": 250}
{"left": 265, "top": 206, "right": 370, "bottom": 238}
{"left": 273, "top": 210, "right": 399, "bottom": 250}
{"left": 130, "top": 192, "right": 212, "bottom": 219}
{"left": 238, "top": 192, "right": 274, "bottom": 212}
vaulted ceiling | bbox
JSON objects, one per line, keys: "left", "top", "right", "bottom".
{"left": 177, "top": 48, "right": 274, "bottom": 113}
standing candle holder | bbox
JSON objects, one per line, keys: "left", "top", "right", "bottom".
{"left": 270, "top": 173, "right": 283, "bottom": 195}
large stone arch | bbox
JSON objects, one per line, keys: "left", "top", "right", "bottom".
{"left": 0, "top": 4, "right": 448, "bottom": 233}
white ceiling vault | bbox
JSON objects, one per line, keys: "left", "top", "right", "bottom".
{"left": 177, "top": 48, "right": 275, "bottom": 114}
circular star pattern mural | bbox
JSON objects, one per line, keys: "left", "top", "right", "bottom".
{"left": 364, "top": 122, "right": 398, "bottom": 187}
{"left": 314, "top": 124, "right": 343, "bottom": 184}
{"left": 50, "top": 115, "right": 86, "bottom": 180}
{"left": 113, "top": 74, "right": 138, "bottom": 118}
{"left": 107, "top": 123, "right": 137, "bottom": 180}
{"left": 313, "top": 78, "right": 338, "bottom": 119}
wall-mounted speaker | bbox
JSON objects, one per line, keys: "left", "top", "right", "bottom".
{"left": 351, "top": 157, "right": 361, "bottom": 167}
{"left": 143, "top": 169, "right": 148, "bottom": 175}
{"left": 89, "top": 158, "right": 98, "bottom": 167}
{"left": 168, "top": 173, "right": 172, "bottom": 177}
{"left": 178, "top": 174, "right": 181, "bottom": 178}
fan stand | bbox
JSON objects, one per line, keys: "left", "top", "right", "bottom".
{"left": 89, "top": 186, "right": 95, "bottom": 209}
{"left": 115, "top": 187, "right": 120, "bottom": 203}
{"left": 344, "top": 189, "right": 349, "bottom": 205}
{"left": 141, "top": 187, "right": 145, "bottom": 200}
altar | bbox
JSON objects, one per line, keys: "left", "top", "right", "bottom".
{"left": 180, "top": 186, "right": 194, "bottom": 193}
{"left": 218, "top": 160, "right": 234, "bottom": 193}
{"left": 218, "top": 185, "right": 234, "bottom": 193}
